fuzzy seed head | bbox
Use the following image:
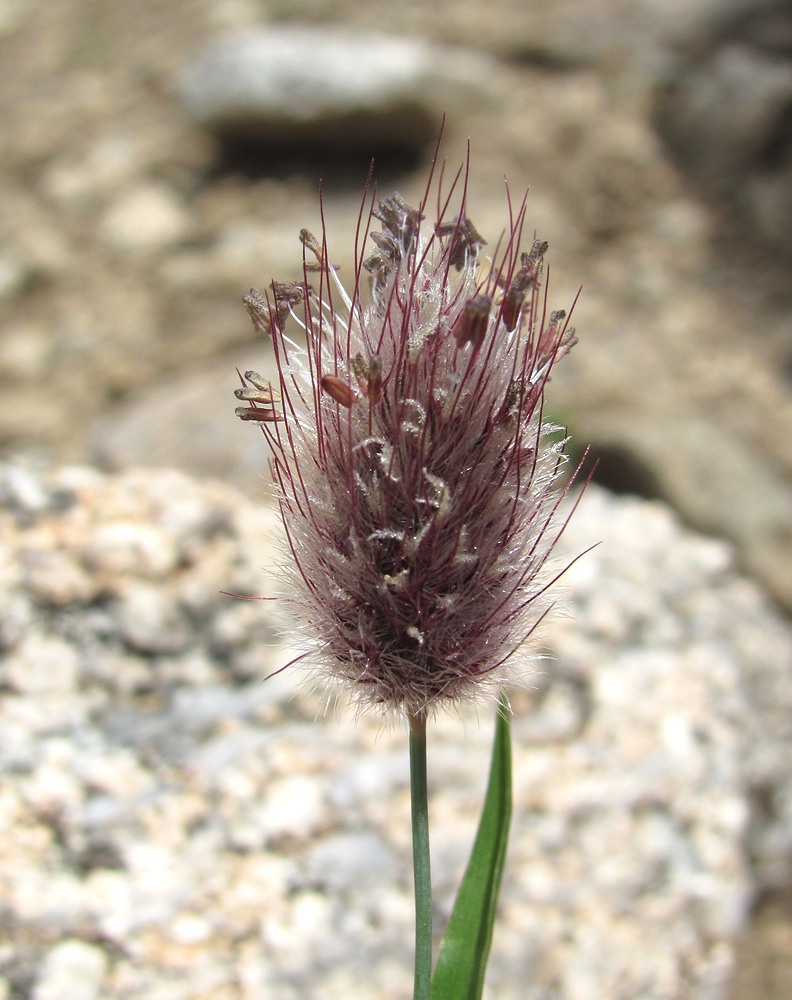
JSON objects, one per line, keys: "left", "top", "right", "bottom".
{"left": 236, "top": 158, "right": 581, "bottom": 718}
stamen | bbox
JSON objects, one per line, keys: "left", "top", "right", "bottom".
{"left": 352, "top": 353, "right": 384, "bottom": 403}
{"left": 436, "top": 215, "right": 486, "bottom": 270}
{"left": 243, "top": 288, "right": 272, "bottom": 335}
{"left": 452, "top": 294, "right": 492, "bottom": 350}
{"left": 321, "top": 374, "right": 359, "bottom": 408}
{"left": 235, "top": 405, "right": 284, "bottom": 423}
{"left": 499, "top": 240, "right": 548, "bottom": 332}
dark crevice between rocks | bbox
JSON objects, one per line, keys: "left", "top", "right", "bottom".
{"left": 200, "top": 133, "right": 430, "bottom": 190}
{"left": 571, "top": 441, "right": 666, "bottom": 502}
{"left": 756, "top": 99, "right": 792, "bottom": 172}
{"left": 500, "top": 45, "right": 587, "bottom": 73}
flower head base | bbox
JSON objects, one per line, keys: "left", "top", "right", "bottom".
{"left": 236, "top": 160, "right": 580, "bottom": 718}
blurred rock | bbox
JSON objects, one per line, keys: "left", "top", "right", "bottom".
{"left": 556, "top": 369, "right": 792, "bottom": 612}
{"left": 1, "top": 463, "right": 792, "bottom": 999}
{"left": 0, "top": 251, "right": 28, "bottom": 300}
{"left": 33, "top": 939, "right": 107, "bottom": 1000}
{"left": 100, "top": 183, "right": 191, "bottom": 252}
{"left": 0, "top": 324, "right": 51, "bottom": 379}
{"left": 179, "top": 26, "right": 446, "bottom": 153}
{"left": 654, "top": 0, "right": 792, "bottom": 248}
{"left": 89, "top": 350, "right": 272, "bottom": 497}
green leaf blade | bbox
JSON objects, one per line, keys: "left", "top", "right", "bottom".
{"left": 431, "top": 694, "right": 513, "bottom": 1000}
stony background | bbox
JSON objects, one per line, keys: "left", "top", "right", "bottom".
{"left": 1, "top": 465, "right": 791, "bottom": 1000}
{"left": 0, "top": 0, "right": 791, "bottom": 996}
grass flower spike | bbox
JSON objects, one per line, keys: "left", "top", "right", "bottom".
{"left": 235, "top": 151, "right": 584, "bottom": 1000}
{"left": 236, "top": 158, "right": 579, "bottom": 720}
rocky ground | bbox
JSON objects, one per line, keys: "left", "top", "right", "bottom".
{"left": 0, "top": 0, "right": 791, "bottom": 995}
{"left": 1, "top": 465, "right": 792, "bottom": 999}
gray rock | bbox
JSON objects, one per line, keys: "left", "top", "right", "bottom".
{"left": 179, "top": 27, "right": 444, "bottom": 151}
{"left": 305, "top": 832, "right": 401, "bottom": 891}
{"left": 90, "top": 350, "right": 273, "bottom": 497}
{"left": 100, "top": 183, "right": 191, "bottom": 252}
{"left": 654, "top": 0, "right": 792, "bottom": 247}
{"left": 32, "top": 939, "right": 107, "bottom": 1000}
{"left": 1, "top": 463, "right": 792, "bottom": 999}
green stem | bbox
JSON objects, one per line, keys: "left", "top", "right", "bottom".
{"left": 409, "top": 710, "right": 432, "bottom": 1000}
